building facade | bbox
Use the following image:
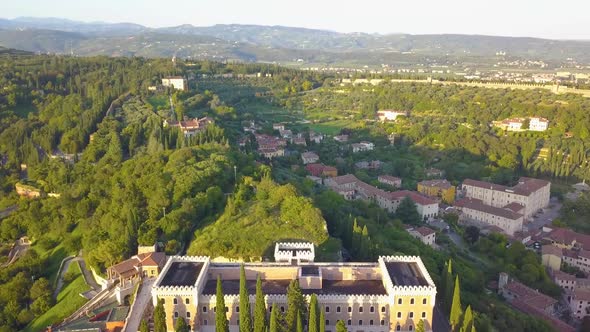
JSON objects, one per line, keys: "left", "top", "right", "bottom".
{"left": 454, "top": 198, "right": 523, "bottom": 236}
{"left": 417, "top": 180, "right": 455, "bottom": 204}
{"left": 151, "top": 245, "right": 437, "bottom": 332}
{"left": 162, "top": 76, "right": 188, "bottom": 91}
{"left": 461, "top": 177, "right": 550, "bottom": 221}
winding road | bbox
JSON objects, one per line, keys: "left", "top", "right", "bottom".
{"left": 53, "top": 255, "right": 101, "bottom": 298}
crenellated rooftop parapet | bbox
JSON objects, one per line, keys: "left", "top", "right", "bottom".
{"left": 152, "top": 256, "right": 210, "bottom": 305}
{"left": 274, "top": 242, "right": 315, "bottom": 263}
{"left": 378, "top": 256, "right": 437, "bottom": 298}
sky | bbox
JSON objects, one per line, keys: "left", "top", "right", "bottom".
{"left": 3, "top": 0, "right": 589, "bottom": 40}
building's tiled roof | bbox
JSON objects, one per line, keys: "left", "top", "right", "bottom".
{"left": 503, "top": 202, "right": 525, "bottom": 213}
{"left": 546, "top": 227, "right": 590, "bottom": 249}
{"left": 541, "top": 245, "right": 563, "bottom": 257}
{"left": 328, "top": 174, "right": 360, "bottom": 186}
{"left": 455, "top": 198, "right": 522, "bottom": 220}
{"left": 511, "top": 299, "right": 574, "bottom": 332}
{"left": 138, "top": 252, "right": 167, "bottom": 268}
{"left": 390, "top": 190, "right": 437, "bottom": 206}
{"left": 551, "top": 269, "right": 576, "bottom": 281}
{"left": 505, "top": 281, "right": 557, "bottom": 309}
{"left": 418, "top": 179, "right": 452, "bottom": 190}
{"left": 573, "top": 289, "right": 590, "bottom": 302}
{"left": 301, "top": 152, "right": 319, "bottom": 159}
{"left": 415, "top": 226, "right": 436, "bottom": 237}
{"left": 462, "top": 177, "right": 549, "bottom": 197}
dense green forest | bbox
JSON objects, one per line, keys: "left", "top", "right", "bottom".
{"left": 0, "top": 54, "right": 581, "bottom": 331}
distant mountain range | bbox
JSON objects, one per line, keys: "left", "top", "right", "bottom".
{"left": 1, "top": 17, "right": 590, "bottom": 66}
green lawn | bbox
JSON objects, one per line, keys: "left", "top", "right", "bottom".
{"left": 147, "top": 95, "right": 169, "bottom": 110}
{"left": 25, "top": 261, "right": 89, "bottom": 332}
{"left": 31, "top": 243, "right": 70, "bottom": 286}
{"left": 308, "top": 119, "right": 359, "bottom": 135}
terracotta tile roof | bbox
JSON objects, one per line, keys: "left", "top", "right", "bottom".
{"left": 415, "top": 226, "right": 436, "bottom": 237}
{"left": 390, "top": 190, "right": 437, "bottom": 206}
{"left": 573, "top": 288, "right": 590, "bottom": 302}
{"left": 462, "top": 177, "right": 549, "bottom": 196}
{"left": 503, "top": 202, "right": 525, "bottom": 213}
{"left": 138, "top": 252, "right": 167, "bottom": 267}
{"left": 541, "top": 245, "right": 563, "bottom": 257}
{"left": 329, "top": 174, "right": 360, "bottom": 186}
{"left": 109, "top": 257, "right": 141, "bottom": 276}
{"left": 418, "top": 179, "right": 452, "bottom": 190}
{"left": 505, "top": 281, "right": 557, "bottom": 309}
{"left": 551, "top": 269, "right": 576, "bottom": 281}
{"left": 511, "top": 298, "right": 574, "bottom": 332}
{"left": 546, "top": 227, "right": 590, "bottom": 249}
{"left": 455, "top": 198, "right": 523, "bottom": 220}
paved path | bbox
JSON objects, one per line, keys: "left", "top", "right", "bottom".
{"left": 0, "top": 205, "right": 17, "bottom": 219}
{"left": 124, "top": 278, "right": 155, "bottom": 332}
{"left": 53, "top": 256, "right": 101, "bottom": 298}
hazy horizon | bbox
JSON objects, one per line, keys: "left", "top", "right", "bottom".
{"left": 3, "top": 0, "right": 590, "bottom": 40}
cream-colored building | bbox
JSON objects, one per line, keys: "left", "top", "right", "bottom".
{"left": 151, "top": 243, "right": 437, "bottom": 332}
{"left": 407, "top": 227, "right": 436, "bottom": 247}
{"left": 162, "top": 76, "right": 188, "bottom": 91}
{"left": 454, "top": 198, "right": 523, "bottom": 236}
{"left": 461, "top": 177, "right": 550, "bottom": 221}
{"left": 541, "top": 245, "right": 563, "bottom": 271}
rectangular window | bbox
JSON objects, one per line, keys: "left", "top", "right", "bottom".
{"left": 325, "top": 306, "right": 330, "bottom": 313}
{"left": 326, "top": 320, "right": 329, "bottom": 326}
{"left": 397, "top": 312, "right": 401, "bottom": 318}
{"left": 337, "top": 306, "right": 341, "bottom": 313}
{"left": 187, "top": 312, "right": 191, "bottom": 318}
{"left": 370, "top": 306, "right": 375, "bottom": 313}
{"left": 422, "top": 312, "right": 426, "bottom": 318}
{"left": 236, "top": 307, "right": 240, "bottom": 313}
{"left": 174, "top": 312, "right": 178, "bottom": 318}
{"left": 370, "top": 320, "right": 374, "bottom": 326}
{"left": 358, "top": 320, "right": 363, "bottom": 326}
{"left": 381, "top": 306, "right": 386, "bottom": 313}
{"left": 174, "top": 298, "right": 178, "bottom": 305}
{"left": 381, "top": 320, "right": 385, "bottom": 326}
{"left": 204, "top": 320, "right": 208, "bottom": 325}
{"left": 203, "top": 306, "right": 208, "bottom": 313}
{"left": 347, "top": 320, "right": 351, "bottom": 326}
{"left": 348, "top": 306, "right": 352, "bottom": 313}
{"left": 186, "top": 298, "right": 190, "bottom": 305}
{"left": 359, "top": 307, "right": 363, "bottom": 313}
{"left": 409, "top": 312, "right": 414, "bottom": 318}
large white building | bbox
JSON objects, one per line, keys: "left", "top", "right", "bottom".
{"left": 151, "top": 244, "right": 437, "bottom": 332}
{"left": 377, "top": 110, "right": 407, "bottom": 122}
{"left": 162, "top": 76, "right": 188, "bottom": 91}
{"left": 461, "top": 177, "right": 550, "bottom": 221}
{"left": 454, "top": 198, "right": 524, "bottom": 236}
{"left": 325, "top": 175, "right": 438, "bottom": 220}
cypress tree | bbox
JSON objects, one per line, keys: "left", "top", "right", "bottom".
{"left": 450, "top": 276, "right": 463, "bottom": 330}
{"left": 296, "top": 310, "right": 303, "bottom": 332}
{"left": 444, "top": 259, "right": 453, "bottom": 314}
{"left": 416, "top": 319, "right": 425, "bottom": 332}
{"left": 335, "top": 320, "right": 347, "bottom": 332}
{"left": 154, "top": 298, "right": 167, "bottom": 332}
{"left": 319, "top": 309, "right": 325, "bottom": 332}
{"left": 308, "top": 294, "right": 319, "bottom": 332}
{"left": 175, "top": 317, "right": 189, "bottom": 332}
{"left": 139, "top": 319, "right": 149, "bottom": 332}
{"left": 216, "top": 276, "right": 229, "bottom": 332}
{"left": 286, "top": 280, "right": 306, "bottom": 332}
{"left": 254, "top": 275, "right": 267, "bottom": 332}
{"left": 269, "top": 303, "right": 279, "bottom": 332}
{"left": 461, "top": 305, "right": 474, "bottom": 332}
{"left": 240, "top": 265, "right": 253, "bottom": 332}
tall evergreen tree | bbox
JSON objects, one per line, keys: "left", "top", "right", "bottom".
{"left": 335, "top": 320, "right": 347, "bottom": 332}
{"left": 308, "top": 294, "right": 319, "bottom": 332}
{"left": 444, "top": 259, "right": 454, "bottom": 314}
{"left": 175, "top": 317, "right": 190, "bottom": 332}
{"left": 396, "top": 196, "right": 421, "bottom": 225}
{"left": 216, "top": 276, "right": 229, "bottom": 332}
{"left": 269, "top": 303, "right": 279, "bottom": 332}
{"left": 450, "top": 276, "right": 463, "bottom": 330}
{"left": 139, "top": 319, "right": 149, "bottom": 332}
{"left": 296, "top": 310, "right": 303, "bottom": 332}
{"left": 319, "top": 309, "right": 326, "bottom": 332}
{"left": 461, "top": 305, "right": 474, "bottom": 332}
{"left": 286, "top": 280, "right": 306, "bottom": 332}
{"left": 240, "top": 265, "right": 253, "bottom": 332}
{"left": 154, "top": 298, "right": 167, "bottom": 332}
{"left": 416, "top": 319, "right": 425, "bottom": 332}
{"left": 359, "top": 225, "right": 370, "bottom": 260}
{"left": 254, "top": 275, "right": 267, "bottom": 332}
